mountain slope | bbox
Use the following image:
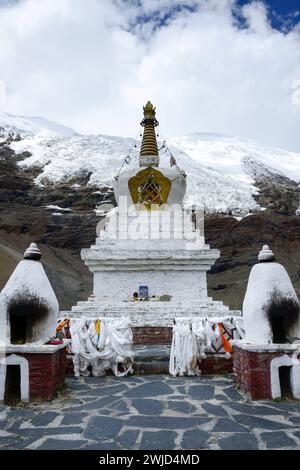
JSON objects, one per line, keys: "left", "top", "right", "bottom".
{"left": 2, "top": 113, "right": 298, "bottom": 216}
{"left": 0, "top": 111, "right": 75, "bottom": 136}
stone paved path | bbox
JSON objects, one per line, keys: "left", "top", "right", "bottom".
{"left": 1, "top": 375, "right": 300, "bottom": 450}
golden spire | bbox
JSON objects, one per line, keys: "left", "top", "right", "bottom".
{"left": 140, "top": 101, "right": 159, "bottom": 159}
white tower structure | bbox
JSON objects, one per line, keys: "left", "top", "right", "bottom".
{"left": 65, "top": 102, "right": 240, "bottom": 326}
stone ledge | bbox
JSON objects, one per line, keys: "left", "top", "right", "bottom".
{"left": 0, "top": 340, "right": 70, "bottom": 354}
{"left": 232, "top": 340, "right": 300, "bottom": 353}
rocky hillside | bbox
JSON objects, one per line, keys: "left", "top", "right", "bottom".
{"left": 205, "top": 212, "right": 300, "bottom": 309}
{"left": 0, "top": 114, "right": 299, "bottom": 310}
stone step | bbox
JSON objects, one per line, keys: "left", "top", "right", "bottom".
{"left": 132, "top": 345, "right": 170, "bottom": 374}
{"left": 69, "top": 308, "right": 231, "bottom": 317}
{"left": 67, "top": 300, "right": 231, "bottom": 309}
{"left": 61, "top": 310, "right": 241, "bottom": 327}
{"left": 72, "top": 300, "right": 228, "bottom": 310}
{"left": 68, "top": 305, "right": 231, "bottom": 315}
{"left": 77, "top": 298, "right": 226, "bottom": 307}
{"left": 69, "top": 307, "right": 230, "bottom": 315}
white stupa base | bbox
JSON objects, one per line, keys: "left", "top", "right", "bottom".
{"left": 62, "top": 297, "right": 241, "bottom": 326}
{"left": 62, "top": 209, "right": 241, "bottom": 326}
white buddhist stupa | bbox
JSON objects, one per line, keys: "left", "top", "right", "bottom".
{"left": 64, "top": 102, "right": 240, "bottom": 330}
{"left": 0, "top": 243, "right": 69, "bottom": 403}
{"left": 243, "top": 245, "right": 300, "bottom": 344}
{"left": 232, "top": 245, "right": 300, "bottom": 400}
{"left": 0, "top": 243, "right": 59, "bottom": 345}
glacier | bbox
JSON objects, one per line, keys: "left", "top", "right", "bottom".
{"left": 1, "top": 111, "right": 299, "bottom": 216}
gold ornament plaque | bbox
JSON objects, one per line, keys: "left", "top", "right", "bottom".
{"left": 128, "top": 167, "right": 171, "bottom": 210}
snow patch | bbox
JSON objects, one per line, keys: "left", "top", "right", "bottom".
{"left": 0, "top": 111, "right": 75, "bottom": 136}
{"left": 45, "top": 205, "right": 72, "bottom": 212}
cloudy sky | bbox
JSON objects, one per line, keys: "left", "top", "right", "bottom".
{"left": 0, "top": 0, "right": 300, "bottom": 151}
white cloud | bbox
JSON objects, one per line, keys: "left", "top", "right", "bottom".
{"left": 0, "top": 0, "right": 299, "bottom": 152}
{"left": 242, "top": 1, "right": 270, "bottom": 33}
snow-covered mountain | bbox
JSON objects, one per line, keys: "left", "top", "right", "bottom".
{"left": 0, "top": 111, "right": 75, "bottom": 137}
{"left": 1, "top": 111, "right": 300, "bottom": 215}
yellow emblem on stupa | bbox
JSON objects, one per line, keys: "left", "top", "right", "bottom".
{"left": 128, "top": 166, "right": 171, "bottom": 210}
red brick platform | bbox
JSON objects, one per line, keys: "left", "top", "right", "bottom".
{"left": 1, "top": 342, "right": 69, "bottom": 402}
{"left": 21, "top": 347, "right": 68, "bottom": 400}
{"left": 233, "top": 342, "right": 300, "bottom": 400}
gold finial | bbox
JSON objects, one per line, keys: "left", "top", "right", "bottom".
{"left": 143, "top": 101, "right": 156, "bottom": 120}
{"left": 140, "top": 101, "right": 159, "bottom": 160}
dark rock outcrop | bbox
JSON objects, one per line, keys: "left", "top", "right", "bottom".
{"left": 243, "top": 157, "right": 300, "bottom": 216}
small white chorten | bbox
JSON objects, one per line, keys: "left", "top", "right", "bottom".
{"left": 243, "top": 245, "right": 300, "bottom": 344}
{"left": 0, "top": 243, "right": 59, "bottom": 344}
